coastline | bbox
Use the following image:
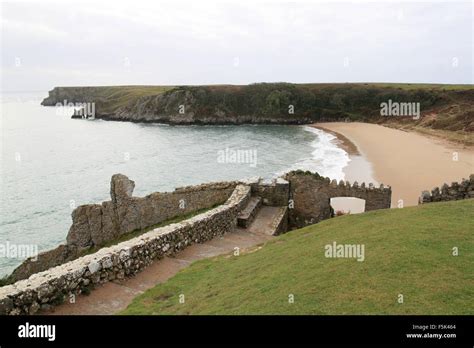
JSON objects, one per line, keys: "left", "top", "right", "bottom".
{"left": 312, "top": 122, "right": 474, "bottom": 207}
{"left": 311, "top": 125, "right": 360, "bottom": 156}
{"left": 311, "top": 125, "right": 377, "bottom": 186}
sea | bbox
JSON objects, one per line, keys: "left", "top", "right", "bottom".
{"left": 0, "top": 91, "right": 350, "bottom": 276}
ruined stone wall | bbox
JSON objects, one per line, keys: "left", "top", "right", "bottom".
{"left": 10, "top": 175, "right": 238, "bottom": 282}
{"left": 419, "top": 174, "right": 474, "bottom": 204}
{"left": 285, "top": 171, "right": 391, "bottom": 229}
{"left": 249, "top": 177, "right": 290, "bottom": 206}
{"left": 0, "top": 185, "right": 251, "bottom": 315}
{"left": 67, "top": 175, "right": 238, "bottom": 249}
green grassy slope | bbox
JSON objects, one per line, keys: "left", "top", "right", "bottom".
{"left": 122, "top": 199, "right": 474, "bottom": 315}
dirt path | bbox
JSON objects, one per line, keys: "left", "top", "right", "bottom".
{"left": 43, "top": 207, "right": 278, "bottom": 315}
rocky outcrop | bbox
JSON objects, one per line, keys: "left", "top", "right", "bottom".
{"left": 419, "top": 175, "right": 474, "bottom": 204}
{"left": 7, "top": 245, "right": 78, "bottom": 285}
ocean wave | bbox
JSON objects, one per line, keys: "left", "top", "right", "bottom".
{"left": 286, "top": 126, "right": 350, "bottom": 181}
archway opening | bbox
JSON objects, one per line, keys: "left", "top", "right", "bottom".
{"left": 330, "top": 197, "right": 366, "bottom": 216}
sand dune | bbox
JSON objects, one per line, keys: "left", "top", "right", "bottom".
{"left": 314, "top": 122, "right": 474, "bottom": 207}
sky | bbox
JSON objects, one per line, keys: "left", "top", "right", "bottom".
{"left": 0, "top": 0, "right": 472, "bottom": 91}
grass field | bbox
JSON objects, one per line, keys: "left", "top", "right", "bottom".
{"left": 122, "top": 199, "right": 474, "bottom": 315}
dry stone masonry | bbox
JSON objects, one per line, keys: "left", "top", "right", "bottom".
{"left": 419, "top": 174, "right": 474, "bottom": 204}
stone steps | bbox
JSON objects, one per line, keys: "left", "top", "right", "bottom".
{"left": 237, "top": 196, "right": 262, "bottom": 228}
{"left": 245, "top": 205, "right": 288, "bottom": 236}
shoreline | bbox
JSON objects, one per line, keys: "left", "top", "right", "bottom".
{"left": 311, "top": 125, "right": 378, "bottom": 188}
{"left": 311, "top": 125, "right": 360, "bottom": 156}
{"left": 312, "top": 122, "right": 474, "bottom": 207}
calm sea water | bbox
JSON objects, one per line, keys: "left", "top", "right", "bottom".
{"left": 0, "top": 92, "right": 349, "bottom": 276}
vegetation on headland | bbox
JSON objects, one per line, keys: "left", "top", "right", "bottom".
{"left": 122, "top": 199, "right": 474, "bottom": 315}
{"left": 41, "top": 85, "right": 174, "bottom": 113}
{"left": 42, "top": 83, "right": 474, "bottom": 146}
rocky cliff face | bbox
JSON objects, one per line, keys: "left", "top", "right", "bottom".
{"left": 41, "top": 84, "right": 474, "bottom": 136}
{"left": 110, "top": 86, "right": 318, "bottom": 124}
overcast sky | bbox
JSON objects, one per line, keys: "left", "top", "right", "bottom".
{"left": 0, "top": 0, "right": 472, "bottom": 91}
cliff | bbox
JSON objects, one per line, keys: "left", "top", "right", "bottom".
{"left": 41, "top": 83, "right": 474, "bottom": 143}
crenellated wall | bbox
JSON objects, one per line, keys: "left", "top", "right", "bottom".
{"left": 0, "top": 185, "right": 251, "bottom": 315}
{"left": 284, "top": 171, "right": 391, "bottom": 228}
{"left": 419, "top": 174, "right": 474, "bottom": 204}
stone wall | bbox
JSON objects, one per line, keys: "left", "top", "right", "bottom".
{"left": 248, "top": 177, "right": 290, "bottom": 206}
{"left": 271, "top": 207, "right": 289, "bottom": 236}
{"left": 284, "top": 171, "right": 391, "bottom": 229}
{"left": 67, "top": 174, "right": 237, "bottom": 249}
{"left": 0, "top": 185, "right": 251, "bottom": 315}
{"left": 419, "top": 174, "right": 474, "bottom": 204}
{"left": 10, "top": 175, "right": 238, "bottom": 281}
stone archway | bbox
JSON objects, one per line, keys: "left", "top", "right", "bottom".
{"left": 284, "top": 171, "right": 391, "bottom": 228}
{"left": 330, "top": 197, "right": 366, "bottom": 215}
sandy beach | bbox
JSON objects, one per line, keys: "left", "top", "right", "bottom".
{"left": 313, "top": 122, "right": 474, "bottom": 207}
